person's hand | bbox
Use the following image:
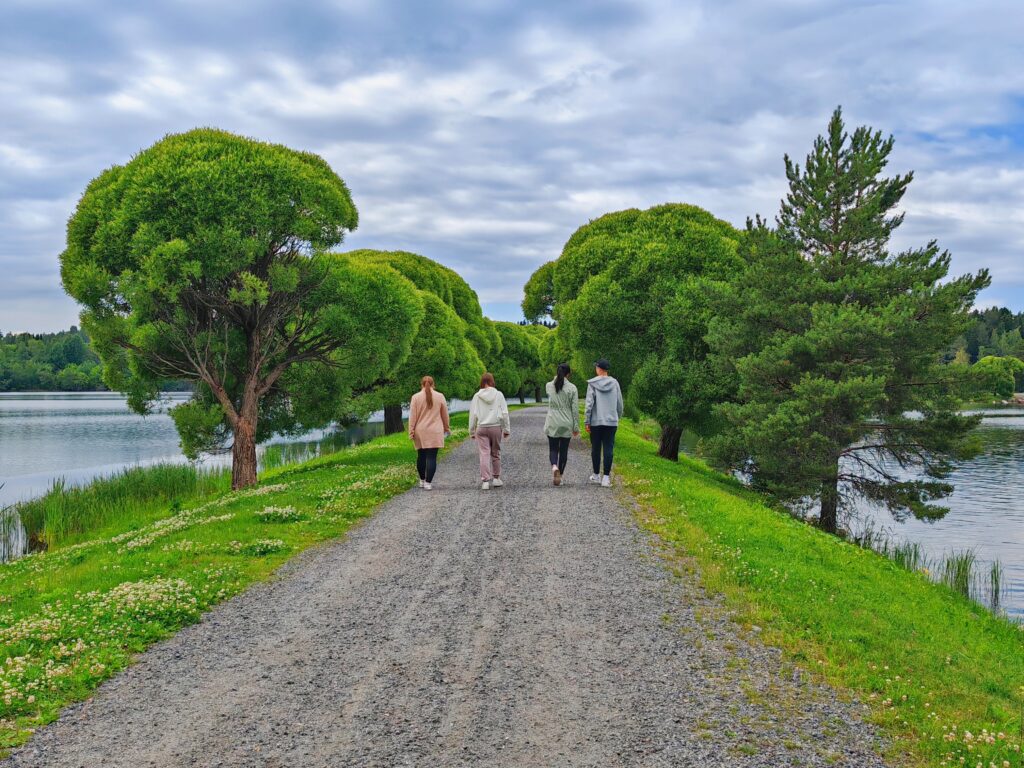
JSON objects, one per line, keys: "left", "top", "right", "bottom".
{"left": 584, "top": 424, "right": 590, "bottom": 434}
{"left": 573, "top": 430, "right": 580, "bottom": 438}
{"left": 444, "top": 431, "right": 451, "bottom": 438}
{"left": 409, "top": 431, "right": 415, "bottom": 440}
{"left": 503, "top": 431, "right": 510, "bottom": 438}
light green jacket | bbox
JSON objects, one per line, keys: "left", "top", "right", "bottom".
{"left": 544, "top": 379, "right": 579, "bottom": 438}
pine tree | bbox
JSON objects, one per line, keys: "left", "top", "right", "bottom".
{"left": 707, "top": 108, "right": 990, "bottom": 533}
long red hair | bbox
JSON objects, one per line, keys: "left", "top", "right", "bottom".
{"left": 421, "top": 375, "right": 435, "bottom": 408}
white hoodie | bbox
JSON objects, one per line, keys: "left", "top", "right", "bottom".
{"left": 469, "top": 387, "right": 511, "bottom": 434}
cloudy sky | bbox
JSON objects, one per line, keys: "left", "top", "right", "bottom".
{"left": 2, "top": 0, "right": 1023, "bottom": 332}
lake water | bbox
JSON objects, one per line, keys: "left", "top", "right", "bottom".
{"left": 851, "top": 409, "right": 1024, "bottom": 620}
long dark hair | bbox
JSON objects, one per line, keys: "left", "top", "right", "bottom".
{"left": 480, "top": 372, "right": 495, "bottom": 388}
{"left": 554, "top": 363, "right": 570, "bottom": 393}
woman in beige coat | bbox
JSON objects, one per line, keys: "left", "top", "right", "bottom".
{"left": 408, "top": 376, "right": 450, "bottom": 490}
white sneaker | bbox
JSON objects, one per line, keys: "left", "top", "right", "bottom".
{"left": 418, "top": 479, "right": 425, "bottom": 489}
{"left": 601, "top": 475, "right": 612, "bottom": 487}
{"left": 424, "top": 482, "right": 433, "bottom": 490}
{"left": 491, "top": 478, "right": 504, "bottom": 488}
{"left": 589, "top": 474, "right": 601, "bottom": 484}
{"left": 481, "top": 481, "right": 490, "bottom": 490}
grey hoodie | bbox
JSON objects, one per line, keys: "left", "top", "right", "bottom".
{"left": 584, "top": 375, "right": 624, "bottom": 427}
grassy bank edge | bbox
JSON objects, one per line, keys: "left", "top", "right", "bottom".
{"left": 0, "top": 412, "right": 479, "bottom": 755}
{"left": 614, "top": 418, "right": 1024, "bottom": 767}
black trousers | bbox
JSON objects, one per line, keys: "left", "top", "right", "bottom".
{"left": 590, "top": 425, "right": 617, "bottom": 475}
{"left": 416, "top": 447, "right": 439, "bottom": 482}
{"left": 548, "top": 436, "right": 570, "bottom": 473}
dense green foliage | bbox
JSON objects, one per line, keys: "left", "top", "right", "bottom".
{"left": 706, "top": 108, "right": 989, "bottom": 532}
{"left": 524, "top": 204, "right": 743, "bottom": 458}
{"left": 0, "top": 415, "right": 470, "bottom": 754}
{"left": 959, "top": 306, "right": 1024, "bottom": 362}
{"left": 490, "top": 321, "right": 541, "bottom": 401}
{"left": 616, "top": 418, "right": 1023, "bottom": 768}
{"left": 0, "top": 328, "right": 104, "bottom": 391}
{"left": 59, "top": 129, "right": 423, "bottom": 488}
{"left": 971, "top": 355, "right": 1024, "bottom": 398}
{"left": 521, "top": 323, "right": 554, "bottom": 400}
{"left": 343, "top": 250, "right": 491, "bottom": 429}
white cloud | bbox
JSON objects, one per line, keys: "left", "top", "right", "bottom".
{"left": 1, "top": 0, "right": 1023, "bottom": 332}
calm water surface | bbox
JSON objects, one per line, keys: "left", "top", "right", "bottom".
{"left": 853, "top": 410, "right": 1024, "bottom": 619}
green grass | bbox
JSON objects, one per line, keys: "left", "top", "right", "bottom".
{"left": 16, "top": 464, "right": 230, "bottom": 549}
{"left": 614, "top": 418, "right": 1024, "bottom": 767}
{"left": 0, "top": 414, "right": 471, "bottom": 755}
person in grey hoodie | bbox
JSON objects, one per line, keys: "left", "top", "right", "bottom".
{"left": 584, "top": 358, "right": 624, "bottom": 488}
{"left": 469, "top": 372, "right": 511, "bottom": 490}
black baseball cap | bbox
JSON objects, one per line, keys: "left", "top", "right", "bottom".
{"left": 594, "top": 358, "right": 611, "bottom": 371}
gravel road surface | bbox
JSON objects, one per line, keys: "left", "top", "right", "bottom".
{"left": 3, "top": 407, "right": 885, "bottom": 767}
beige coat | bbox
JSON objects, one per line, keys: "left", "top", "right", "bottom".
{"left": 408, "top": 389, "right": 450, "bottom": 449}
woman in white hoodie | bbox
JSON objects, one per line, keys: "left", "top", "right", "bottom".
{"left": 468, "top": 372, "right": 511, "bottom": 490}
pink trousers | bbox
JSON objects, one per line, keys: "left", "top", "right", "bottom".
{"left": 475, "top": 426, "right": 503, "bottom": 481}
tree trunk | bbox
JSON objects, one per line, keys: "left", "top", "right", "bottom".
{"left": 231, "top": 418, "right": 258, "bottom": 490}
{"left": 518, "top": 387, "right": 526, "bottom": 405}
{"left": 819, "top": 472, "right": 840, "bottom": 534}
{"left": 383, "top": 403, "right": 404, "bottom": 435}
{"left": 534, "top": 385, "right": 543, "bottom": 403}
{"left": 657, "top": 424, "right": 683, "bottom": 461}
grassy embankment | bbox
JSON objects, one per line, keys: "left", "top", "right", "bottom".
{"left": 0, "top": 414, "right": 470, "bottom": 755}
{"left": 615, "top": 418, "right": 1024, "bottom": 768}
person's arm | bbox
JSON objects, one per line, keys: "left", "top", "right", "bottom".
{"left": 441, "top": 398, "right": 450, "bottom": 435}
{"left": 616, "top": 381, "right": 624, "bottom": 418}
{"left": 408, "top": 395, "right": 419, "bottom": 439}
{"left": 468, "top": 395, "right": 478, "bottom": 436}
{"left": 584, "top": 383, "right": 594, "bottom": 431}
{"left": 500, "top": 393, "right": 511, "bottom": 435}
{"left": 571, "top": 387, "right": 580, "bottom": 435}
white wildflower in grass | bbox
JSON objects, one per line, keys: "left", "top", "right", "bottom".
{"left": 0, "top": 570, "right": 241, "bottom": 719}
{"left": 254, "top": 505, "right": 304, "bottom": 523}
{"left": 114, "top": 511, "right": 235, "bottom": 552}
{"left": 224, "top": 539, "right": 288, "bottom": 557}
{"left": 234, "top": 483, "right": 288, "bottom": 499}
{"left": 160, "top": 539, "right": 203, "bottom": 553}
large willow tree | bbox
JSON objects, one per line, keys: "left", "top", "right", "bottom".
{"left": 346, "top": 249, "right": 496, "bottom": 433}
{"left": 524, "top": 204, "right": 743, "bottom": 458}
{"left": 60, "top": 129, "right": 422, "bottom": 488}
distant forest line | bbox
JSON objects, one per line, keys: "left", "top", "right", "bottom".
{"left": 0, "top": 308, "right": 1016, "bottom": 393}
{"left": 0, "top": 327, "right": 189, "bottom": 392}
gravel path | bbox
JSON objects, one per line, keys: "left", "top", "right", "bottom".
{"left": 4, "top": 407, "right": 886, "bottom": 767}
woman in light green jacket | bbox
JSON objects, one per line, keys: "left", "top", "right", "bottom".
{"left": 544, "top": 363, "right": 579, "bottom": 486}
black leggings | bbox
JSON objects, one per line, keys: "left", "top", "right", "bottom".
{"left": 416, "top": 447, "right": 439, "bottom": 482}
{"left": 548, "top": 436, "right": 570, "bottom": 473}
{"left": 590, "top": 425, "right": 617, "bottom": 475}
